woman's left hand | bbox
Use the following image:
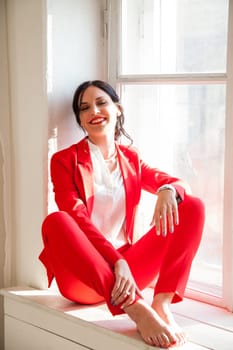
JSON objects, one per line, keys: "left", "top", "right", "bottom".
{"left": 111, "top": 259, "right": 142, "bottom": 309}
{"left": 151, "top": 189, "right": 179, "bottom": 236}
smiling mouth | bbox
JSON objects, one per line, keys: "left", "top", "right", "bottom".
{"left": 89, "top": 117, "right": 107, "bottom": 125}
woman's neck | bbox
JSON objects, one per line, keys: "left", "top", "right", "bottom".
{"left": 87, "top": 135, "right": 116, "bottom": 159}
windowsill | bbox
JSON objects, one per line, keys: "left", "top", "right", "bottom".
{"left": 1, "top": 287, "right": 233, "bottom": 349}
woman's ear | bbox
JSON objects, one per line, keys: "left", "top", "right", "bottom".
{"left": 116, "top": 104, "right": 122, "bottom": 116}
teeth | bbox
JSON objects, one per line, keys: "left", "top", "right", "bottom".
{"left": 90, "top": 117, "right": 105, "bottom": 124}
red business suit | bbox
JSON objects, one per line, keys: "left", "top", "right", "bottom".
{"left": 39, "top": 137, "right": 205, "bottom": 315}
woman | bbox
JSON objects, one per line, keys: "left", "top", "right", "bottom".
{"left": 39, "top": 80, "right": 205, "bottom": 348}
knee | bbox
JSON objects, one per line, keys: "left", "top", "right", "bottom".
{"left": 186, "top": 193, "right": 205, "bottom": 211}
{"left": 180, "top": 194, "right": 205, "bottom": 223}
{"left": 42, "top": 210, "right": 68, "bottom": 229}
{"left": 178, "top": 194, "right": 205, "bottom": 246}
{"left": 41, "top": 211, "right": 72, "bottom": 240}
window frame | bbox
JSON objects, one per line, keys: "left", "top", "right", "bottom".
{"left": 223, "top": 0, "right": 233, "bottom": 312}
{"left": 107, "top": 0, "right": 233, "bottom": 311}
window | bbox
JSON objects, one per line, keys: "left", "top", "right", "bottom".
{"left": 107, "top": 0, "right": 233, "bottom": 308}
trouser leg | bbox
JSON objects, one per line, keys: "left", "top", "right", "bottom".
{"left": 154, "top": 195, "right": 205, "bottom": 301}
{"left": 122, "top": 194, "right": 205, "bottom": 303}
{"left": 41, "top": 194, "right": 204, "bottom": 314}
{"left": 41, "top": 211, "right": 123, "bottom": 314}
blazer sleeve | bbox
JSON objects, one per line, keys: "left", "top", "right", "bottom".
{"left": 119, "top": 145, "right": 189, "bottom": 202}
{"left": 50, "top": 150, "right": 123, "bottom": 266}
{"left": 140, "top": 158, "right": 190, "bottom": 200}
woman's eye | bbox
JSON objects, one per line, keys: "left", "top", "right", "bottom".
{"left": 79, "top": 105, "right": 89, "bottom": 111}
{"left": 97, "top": 100, "right": 107, "bottom": 106}
{"left": 79, "top": 100, "right": 107, "bottom": 112}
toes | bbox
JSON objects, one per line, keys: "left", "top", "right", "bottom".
{"left": 144, "top": 335, "right": 167, "bottom": 348}
{"left": 157, "top": 334, "right": 171, "bottom": 348}
{"left": 146, "top": 333, "right": 177, "bottom": 349}
{"left": 174, "top": 330, "right": 186, "bottom": 346}
{"left": 145, "top": 336, "right": 154, "bottom": 346}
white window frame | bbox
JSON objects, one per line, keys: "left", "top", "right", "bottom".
{"left": 106, "top": 0, "right": 233, "bottom": 311}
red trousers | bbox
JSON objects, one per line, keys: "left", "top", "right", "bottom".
{"left": 41, "top": 194, "right": 204, "bottom": 315}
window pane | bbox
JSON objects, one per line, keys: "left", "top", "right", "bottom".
{"left": 120, "top": 83, "right": 225, "bottom": 297}
{"left": 121, "top": 0, "right": 228, "bottom": 74}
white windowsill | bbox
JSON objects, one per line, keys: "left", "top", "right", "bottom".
{"left": 1, "top": 287, "right": 233, "bottom": 350}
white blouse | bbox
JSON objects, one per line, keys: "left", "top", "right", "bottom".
{"left": 88, "top": 141, "right": 127, "bottom": 249}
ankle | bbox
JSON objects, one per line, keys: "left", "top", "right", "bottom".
{"left": 152, "top": 292, "right": 173, "bottom": 308}
{"left": 124, "top": 299, "right": 158, "bottom": 324}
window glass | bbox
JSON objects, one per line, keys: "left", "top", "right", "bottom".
{"left": 120, "top": 83, "right": 225, "bottom": 296}
{"left": 121, "top": 0, "right": 228, "bottom": 74}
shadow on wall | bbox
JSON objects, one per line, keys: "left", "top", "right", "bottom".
{"left": 49, "top": 95, "right": 84, "bottom": 151}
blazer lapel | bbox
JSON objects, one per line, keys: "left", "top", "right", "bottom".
{"left": 116, "top": 145, "right": 138, "bottom": 242}
{"left": 76, "top": 138, "right": 94, "bottom": 215}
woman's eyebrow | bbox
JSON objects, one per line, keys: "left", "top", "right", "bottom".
{"left": 80, "top": 96, "right": 106, "bottom": 105}
{"left": 96, "top": 96, "right": 106, "bottom": 101}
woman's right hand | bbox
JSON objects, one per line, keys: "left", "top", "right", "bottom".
{"left": 151, "top": 188, "right": 179, "bottom": 236}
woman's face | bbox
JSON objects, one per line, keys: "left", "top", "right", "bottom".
{"left": 78, "top": 86, "right": 121, "bottom": 140}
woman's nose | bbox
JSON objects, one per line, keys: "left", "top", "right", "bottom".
{"left": 90, "top": 104, "right": 99, "bottom": 115}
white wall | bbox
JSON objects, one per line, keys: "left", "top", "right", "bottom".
{"left": 5, "top": 0, "right": 48, "bottom": 291}
{"left": 1, "top": 1, "right": 105, "bottom": 347}
{"left": 47, "top": 0, "right": 107, "bottom": 151}
{"left": 0, "top": 0, "right": 106, "bottom": 293}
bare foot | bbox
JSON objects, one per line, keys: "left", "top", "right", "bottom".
{"left": 152, "top": 294, "right": 186, "bottom": 346}
{"left": 124, "top": 299, "right": 178, "bottom": 348}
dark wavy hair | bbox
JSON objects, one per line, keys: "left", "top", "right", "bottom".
{"left": 72, "top": 80, "right": 133, "bottom": 144}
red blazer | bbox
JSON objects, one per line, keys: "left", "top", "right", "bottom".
{"left": 40, "top": 137, "right": 186, "bottom": 284}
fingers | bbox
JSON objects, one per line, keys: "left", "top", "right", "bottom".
{"left": 119, "top": 288, "right": 136, "bottom": 309}
{"left": 111, "top": 281, "right": 142, "bottom": 308}
{"left": 111, "top": 278, "right": 130, "bottom": 302}
{"left": 111, "top": 276, "right": 126, "bottom": 298}
{"left": 120, "top": 285, "right": 144, "bottom": 309}
{"left": 111, "top": 286, "right": 135, "bottom": 307}
{"left": 111, "top": 259, "right": 143, "bottom": 308}
{"left": 151, "top": 202, "right": 179, "bottom": 236}
{"left": 167, "top": 204, "right": 179, "bottom": 233}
